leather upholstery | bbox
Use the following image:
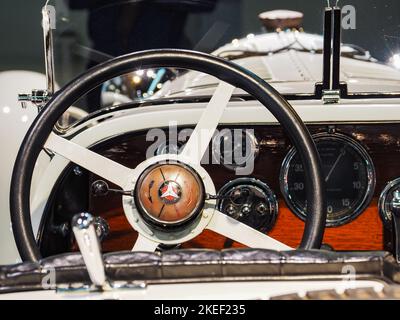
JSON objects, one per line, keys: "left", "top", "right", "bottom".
{"left": 0, "top": 249, "right": 394, "bottom": 292}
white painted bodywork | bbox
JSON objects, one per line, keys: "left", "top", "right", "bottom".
{"left": 0, "top": 71, "right": 85, "bottom": 264}
{"left": 0, "top": 71, "right": 47, "bottom": 264}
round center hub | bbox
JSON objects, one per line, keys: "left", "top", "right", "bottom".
{"left": 135, "top": 162, "right": 205, "bottom": 226}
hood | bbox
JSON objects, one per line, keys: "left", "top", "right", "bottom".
{"left": 156, "top": 31, "right": 400, "bottom": 98}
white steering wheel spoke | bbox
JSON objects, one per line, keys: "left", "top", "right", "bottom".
{"left": 45, "top": 132, "right": 133, "bottom": 189}
{"left": 131, "top": 234, "right": 159, "bottom": 252}
{"left": 207, "top": 210, "right": 292, "bottom": 251}
{"left": 180, "top": 81, "right": 235, "bottom": 165}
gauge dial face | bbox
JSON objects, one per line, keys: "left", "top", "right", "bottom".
{"left": 281, "top": 134, "right": 375, "bottom": 227}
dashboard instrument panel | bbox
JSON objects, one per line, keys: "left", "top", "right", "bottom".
{"left": 39, "top": 123, "right": 400, "bottom": 256}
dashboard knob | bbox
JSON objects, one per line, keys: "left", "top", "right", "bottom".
{"left": 91, "top": 180, "right": 109, "bottom": 197}
{"left": 225, "top": 204, "right": 237, "bottom": 217}
{"left": 256, "top": 203, "right": 268, "bottom": 216}
{"left": 241, "top": 205, "right": 252, "bottom": 216}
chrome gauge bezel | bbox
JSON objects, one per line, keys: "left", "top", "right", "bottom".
{"left": 378, "top": 177, "right": 400, "bottom": 226}
{"left": 216, "top": 129, "right": 260, "bottom": 172}
{"left": 217, "top": 178, "right": 279, "bottom": 232}
{"left": 280, "top": 133, "right": 376, "bottom": 227}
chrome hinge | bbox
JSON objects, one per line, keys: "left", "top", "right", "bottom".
{"left": 322, "top": 89, "right": 340, "bottom": 104}
{"left": 18, "top": 89, "right": 51, "bottom": 110}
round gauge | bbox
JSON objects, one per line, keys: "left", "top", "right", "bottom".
{"left": 217, "top": 178, "right": 278, "bottom": 232}
{"left": 280, "top": 133, "right": 375, "bottom": 227}
{"left": 214, "top": 129, "right": 259, "bottom": 172}
{"left": 155, "top": 141, "right": 184, "bottom": 156}
{"left": 378, "top": 177, "right": 400, "bottom": 226}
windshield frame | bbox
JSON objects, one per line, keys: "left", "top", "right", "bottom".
{"left": 45, "top": 1, "right": 400, "bottom": 103}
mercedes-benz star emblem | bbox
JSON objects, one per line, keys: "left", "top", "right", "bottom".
{"left": 158, "top": 181, "right": 182, "bottom": 204}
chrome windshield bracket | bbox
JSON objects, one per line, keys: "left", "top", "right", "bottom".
{"left": 18, "top": 89, "right": 51, "bottom": 110}
{"left": 315, "top": 5, "right": 346, "bottom": 104}
{"left": 322, "top": 89, "right": 340, "bottom": 104}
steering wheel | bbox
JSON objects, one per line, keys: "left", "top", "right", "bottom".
{"left": 10, "top": 49, "right": 326, "bottom": 262}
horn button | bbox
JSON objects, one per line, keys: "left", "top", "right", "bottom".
{"left": 135, "top": 162, "right": 205, "bottom": 227}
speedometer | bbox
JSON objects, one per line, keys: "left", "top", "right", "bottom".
{"left": 280, "top": 133, "right": 375, "bottom": 227}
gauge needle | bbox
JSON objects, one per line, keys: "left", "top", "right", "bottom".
{"left": 325, "top": 148, "right": 346, "bottom": 182}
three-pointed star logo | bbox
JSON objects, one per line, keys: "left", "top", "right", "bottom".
{"left": 159, "top": 181, "right": 182, "bottom": 204}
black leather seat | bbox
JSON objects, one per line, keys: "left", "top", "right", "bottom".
{"left": 0, "top": 249, "right": 397, "bottom": 293}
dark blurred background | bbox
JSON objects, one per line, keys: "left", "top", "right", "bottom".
{"left": 0, "top": 0, "right": 399, "bottom": 85}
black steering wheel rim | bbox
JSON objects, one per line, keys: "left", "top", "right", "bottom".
{"left": 10, "top": 49, "right": 326, "bottom": 262}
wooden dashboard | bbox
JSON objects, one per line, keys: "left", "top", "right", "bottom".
{"left": 40, "top": 123, "right": 400, "bottom": 255}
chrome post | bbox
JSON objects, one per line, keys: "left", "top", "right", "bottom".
{"left": 72, "top": 212, "right": 107, "bottom": 288}
{"left": 42, "top": 4, "right": 55, "bottom": 95}
{"left": 18, "top": 4, "right": 55, "bottom": 110}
